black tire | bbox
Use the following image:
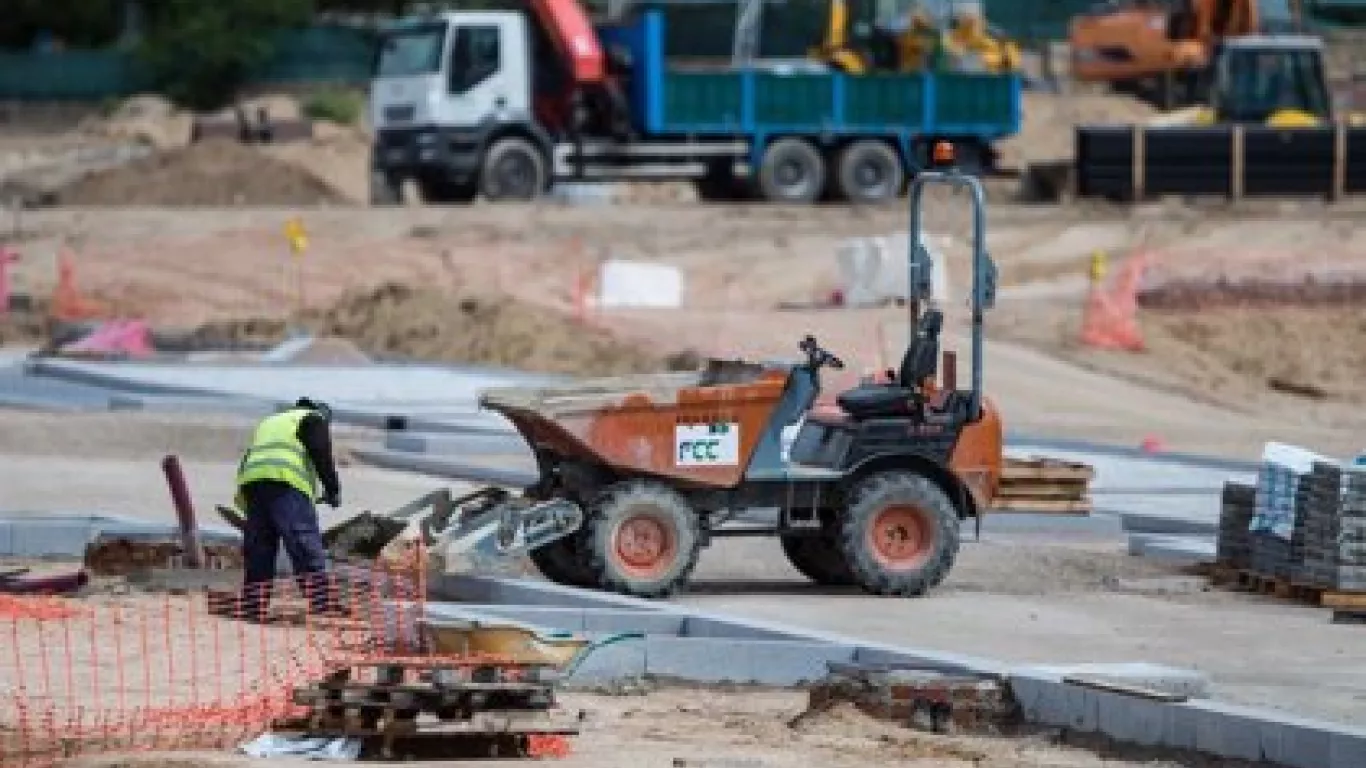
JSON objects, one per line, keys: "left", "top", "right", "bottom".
{"left": 479, "top": 137, "right": 547, "bottom": 202}
{"left": 780, "top": 534, "right": 855, "bottom": 586}
{"left": 584, "top": 480, "right": 702, "bottom": 598}
{"left": 370, "top": 170, "right": 401, "bottom": 206}
{"left": 528, "top": 535, "right": 596, "bottom": 587}
{"left": 418, "top": 178, "right": 477, "bottom": 204}
{"left": 835, "top": 140, "right": 905, "bottom": 204}
{"left": 839, "top": 471, "right": 960, "bottom": 597}
{"left": 757, "top": 138, "right": 826, "bottom": 204}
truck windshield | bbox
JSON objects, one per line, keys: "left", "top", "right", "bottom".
{"left": 376, "top": 22, "right": 448, "bottom": 78}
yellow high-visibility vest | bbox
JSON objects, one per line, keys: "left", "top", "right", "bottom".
{"left": 235, "top": 408, "right": 317, "bottom": 498}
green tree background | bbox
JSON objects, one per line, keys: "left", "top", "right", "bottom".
{"left": 0, "top": 0, "right": 426, "bottom": 109}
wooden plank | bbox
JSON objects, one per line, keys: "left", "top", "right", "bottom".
{"left": 1321, "top": 591, "right": 1366, "bottom": 611}
{"left": 996, "top": 485, "right": 1090, "bottom": 500}
{"left": 1001, "top": 458, "right": 1095, "bottom": 483}
{"left": 275, "top": 709, "right": 582, "bottom": 738}
{"left": 991, "top": 499, "right": 1092, "bottom": 515}
{"left": 308, "top": 681, "right": 549, "bottom": 694}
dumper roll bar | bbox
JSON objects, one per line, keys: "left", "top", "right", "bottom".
{"left": 906, "top": 155, "right": 998, "bottom": 422}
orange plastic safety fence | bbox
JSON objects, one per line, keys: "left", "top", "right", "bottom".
{"left": 1, "top": 558, "right": 429, "bottom": 767}
{"left": 1079, "top": 250, "right": 1151, "bottom": 352}
{"left": 0, "top": 597, "right": 86, "bottom": 622}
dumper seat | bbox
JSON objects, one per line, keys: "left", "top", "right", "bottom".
{"left": 836, "top": 310, "right": 943, "bottom": 420}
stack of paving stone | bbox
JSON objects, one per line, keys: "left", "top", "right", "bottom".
{"left": 1216, "top": 481, "right": 1256, "bottom": 570}
{"left": 1250, "top": 459, "right": 1301, "bottom": 579}
{"left": 1298, "top": 461, "right": 1344, "bottom": 588}
{"left": 1336, "top": 467, "right": 1366, "bottom": 593}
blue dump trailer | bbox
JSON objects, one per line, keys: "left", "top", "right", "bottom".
{"left": 369, "top": 7, "right": 1022, "bottom": 204}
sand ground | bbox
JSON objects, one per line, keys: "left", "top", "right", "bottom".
{"left": 2, "top": 412, "right": 1362, "bottom": 731}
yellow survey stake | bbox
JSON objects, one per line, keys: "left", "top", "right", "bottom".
{"left": 285, "top": 218, "right": 308, "bottom": 254}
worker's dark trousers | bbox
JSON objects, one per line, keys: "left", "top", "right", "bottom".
{"left": 240, "top": 480, "right": 331, "bottom": 618}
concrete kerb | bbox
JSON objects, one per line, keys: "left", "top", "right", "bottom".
{"left": 384, "top": 431, "right": 531, "bottom": 457}
{"left": 429, "top": 573, "right": 1366, "bottom": 767}
{"left": 0, "top": 512, "right": 241, "bottom": 558}
{"left": 1007, "top": 434, "right": 1262, "bottom": 474}
{"left": 351, "top": 447, "right": 539, "bottom": 489}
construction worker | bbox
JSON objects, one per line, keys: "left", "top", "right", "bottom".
{"left": 235, "top": 398, "right": 341, "bottom": 619}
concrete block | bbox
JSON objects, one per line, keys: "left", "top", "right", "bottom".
{"left": 1121, "top": 513, "right": 1218, "bottom": 536}
{"left": 425, "top": 605, "right": 688, "bottom": 636}
{"left": 431, "top": 574, "right": 660, "bottom": 612}
{"left": 10, "top": 520, "right": 96, "bottom": 557}
{"left": 1093, "top": 691, "right": 1171, "bottom": 747}
{"left": 435, "top": 605, "right": 589, "bottom": 632}
{"left": 1187, "top": 701, "right": 1271, "bottom": 763}
{"left": 583, "top": 609, "right": 686, "bottom": 636}
{"left": 680, "top": 616, "right": 805, "bottom": 641}
{"left": 1023, "top": 662, "right": 1210, "bottom": 699}
{"left": 384, "top": 431, "right": 528, "bottom": 457}
{"left": 1128, "top": 534, "right": 1217, "bottom": 563}
{"left": 854, "top": 643, "right": 1010, "bottom": 676}
{"left": 350, "top": 447, "right": 538, "bottom": 489}
{"left": 644, "top": 637, "right": 855, "bottom": 686}
{"left": 566, "top": 637, "right": 648, "bottom": 681}
{"left": 1330, "top": 729, "right": 1366, "bottom": 768}
{"left": 1008, "top": 672, "right": 1099, "bottom": 732}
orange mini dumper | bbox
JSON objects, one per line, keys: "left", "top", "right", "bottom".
{"left": 481, "top": 146, "right": 1002, "bottom": 598}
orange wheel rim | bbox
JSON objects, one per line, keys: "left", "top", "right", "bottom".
{"left": 865, "top": 505, "right": 934, "bottom": 571}
{"left": 612, "top": 512, "right": 677, "bottom": 579}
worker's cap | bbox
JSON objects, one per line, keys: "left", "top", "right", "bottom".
{"left": 296, "top": 397, "right": 333, "bottom": 423}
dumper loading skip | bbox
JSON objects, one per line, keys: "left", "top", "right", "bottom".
{"left": 462, "top": 142, "right": 1004, "bottom": 598}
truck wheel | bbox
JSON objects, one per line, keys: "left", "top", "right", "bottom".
{"left": 780, "top": 534, "right": 855, "bottom": 586}
{"left": 836, "top": 140, "right": 904, "bottom": 204}
{"left": 757, "top": 138, "right": 825, "bottom": 204}
{"left": 370, "top": 170, "right": 402, "bottom": 206}
{"left": 839, "top": 471, "right": 960, "bottom": 597}
{"left": 529, "top": 535, "right": 595, "bottom": 587}
{"left": 480, "top": 137, "right": 547, "bottom": 202}
{"left": 584, "top": 480, "right": 701, "bottom": 598}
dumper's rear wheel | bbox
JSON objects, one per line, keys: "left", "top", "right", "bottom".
{"left": 529, "top": 536, "right": 595, "bottom": 587}
{"left": 839, "top": 471, "right": 959, "bottom": 597}
{"left": 780, "top": 534, "right": 855, "bottom": 586}
{"left": 585, "top": 480, "right": 701, "bottom": 598}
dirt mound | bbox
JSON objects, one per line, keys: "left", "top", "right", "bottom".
{"left": 191, "top": 283, "right": 683, "bottom": 376}
{"left": 79, "top": 94, "right": 194, "bottom": 151}
{"left": 56, "top": 139, "right": 347, "bottom": 207}
{"left": 315, "top": 283, "right": 670, "bottom": 375}
{"left": 996, "top": 91, "right": 1158, "bottom": 169}
{"left": 1142, "top": 306, "right": 1366, "bottom": 403}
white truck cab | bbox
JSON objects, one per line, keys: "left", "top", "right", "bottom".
{"left": 369, "top": 12, "right": 550, "bottom": 204}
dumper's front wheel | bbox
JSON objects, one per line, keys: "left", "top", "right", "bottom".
{"left": 585, "top": 480, "right": 701, "bottom": 598}
{"left": 839, "top": 471, "right": 959, "bottom": 597}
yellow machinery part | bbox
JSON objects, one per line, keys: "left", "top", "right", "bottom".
{"left": 1265, "top": 108, "right": 1323, "bottom": 128}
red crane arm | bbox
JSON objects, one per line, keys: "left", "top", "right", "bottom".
{"left": 529, "top": 0, "right": 606, "bottom": 85}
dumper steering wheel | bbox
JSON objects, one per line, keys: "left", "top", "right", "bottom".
{"left": 799, "top": 335, "right": 845, "bottom": 371}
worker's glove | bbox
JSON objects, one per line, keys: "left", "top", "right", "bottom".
{"left": 320, "top": 492, "right": 341, "bottom": 509}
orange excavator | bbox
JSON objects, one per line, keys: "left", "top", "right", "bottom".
{"left": 1069, "top": 0, "right": 1280, "bottom": 107}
